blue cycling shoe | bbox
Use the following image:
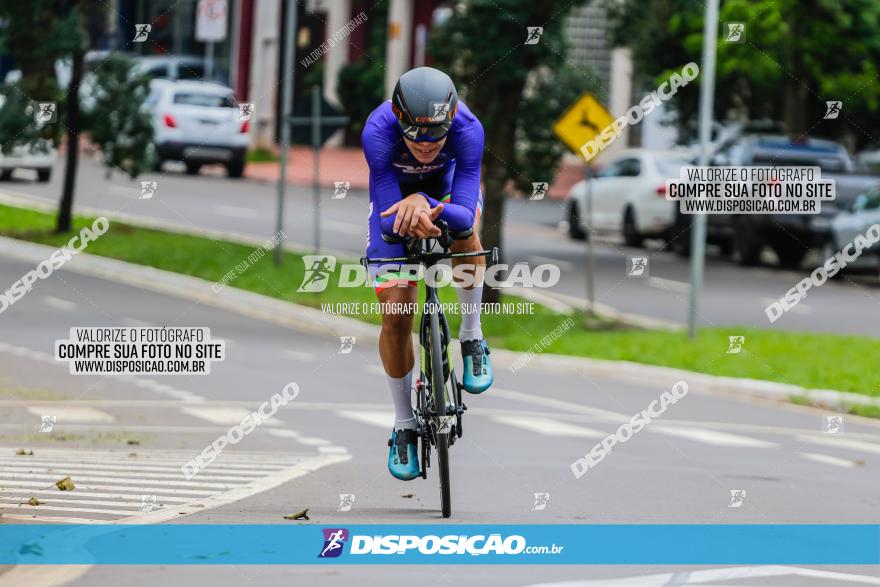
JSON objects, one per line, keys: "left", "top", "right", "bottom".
{"left": 461, "top": 338, "right": 493, "bottom": 394}
{"left": 387, "top": 428, "right": 420, "bottom": 480}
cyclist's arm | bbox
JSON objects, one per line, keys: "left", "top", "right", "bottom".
{"left": 362, "top": 119, "right": 405, "bottom": 236}
{"left": 417, "top": 121, "right": 484, "bottom": 232}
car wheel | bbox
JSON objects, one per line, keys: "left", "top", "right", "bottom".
{"left": 226, "top": 155, "right": 245, "bottom": 179}
{"left": 567, "top": 200, "right": 587, "bottom": 241}
{"left": 185, "top": 161, "right": 201, "bottom": 175}
{"left": 36, "top": 168, "right": 51, "bottom": 182}
{"left": 733, "top": 218, "right": 762, "bottom": 266}
{"left": 772, "top": 240, "right": 807, "bottom": 269}
{"left": 622, "top": 207, "right": 643, "bottom": 247}
{"left": 670, "top": 213, "right": 691, "bottom": 257}
{"left": 0, "top": 169, "right": 13, "bottom": 181}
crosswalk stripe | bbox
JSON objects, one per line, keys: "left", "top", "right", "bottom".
{"left": 490, "top": 415, "right": 606, "bottom": 438}
{"left": 652, "top": 426, "right": 777, "bottom": 448}
{"left": 800, "top": 452, "right": 858, "bottom": 468}
{"left": 0, "top": 496, "right": 166, "bottom": 509}
{"left": 797, "top": 435, "right": 880, "bottom": 455}
{"left": 0, "top": 504, "right": 141, "bottom": 516}
{"left": 0, "top": 488, "right": 195, "bottom": 503}
{"left": 179, "top": 406, "right": 282, "bottom": 426}
{"left": 0, "top": 472, "right": 238, "bottom": 489}
{"left": 0, "top": 514, "right": 103, "bottom": 524}
{"left": 26, "top": 405, "right": 115, "bottom": 423}
{"left": 336, "top": 410, "right": 394, "bottom": 429}
{"left": 0, "top": 459, "right": 271, "bottom": 476}
{"left": 0, "top": 480, "right": 218, "bottom": 495}
{"left": 0, "top": 465, "right": 263, "bottom": 483}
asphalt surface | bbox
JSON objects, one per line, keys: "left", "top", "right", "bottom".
{"left": 0, "top": 254, "right": 878, "bottom": 585}
{"left": 2, "top": 158, "right": 879, "bottom": 335}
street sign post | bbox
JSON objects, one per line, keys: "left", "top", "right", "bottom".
{"left": 195, "top": 0, "right": 228, "bottom": 81}
{"left": 553, "top": 92, "right": 614, "bottom": 317}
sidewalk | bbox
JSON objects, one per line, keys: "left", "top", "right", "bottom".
{"left": 244, "top": 145, "right": 583, "bottom": 199}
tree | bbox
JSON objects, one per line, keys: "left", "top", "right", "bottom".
{"left": 604, "top": 0, "right": 880, "bottom": 146}
{"left": 0, "top": 1, "right": 155, "bottom": 232}
{"left": 429, "top": 0, "right": 589, "bottom": 303}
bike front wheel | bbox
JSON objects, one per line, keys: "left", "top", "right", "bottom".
{"left": 429, "top": 310, "right": 452, "bottom": 518}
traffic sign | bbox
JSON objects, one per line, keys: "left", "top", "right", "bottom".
{"left": 553, "top": 92, "right": 615, "bottom": 161}
{"left": 196, "top": 0, "right": 228, "bottom": 42}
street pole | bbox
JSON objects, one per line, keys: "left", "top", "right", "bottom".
{"left": 205, "top": 41, "right": 214, "bottom": 81}
{"left": 584, "top": 165, "right": 595, "bottom": 316}
{"left": 312, "top": 85, "right": 321, "bottom": 253}
{"left": 275, "top": 0, "right": 297, "bottom": 266}
{"left": 688, "top": 0, "right": 719, "bottom": 338}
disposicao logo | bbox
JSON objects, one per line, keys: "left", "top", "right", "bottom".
{"left": 318, "top": 528, "right": 349, "bottom": 558}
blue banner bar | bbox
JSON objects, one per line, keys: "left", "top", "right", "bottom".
{"left": 0, "top": 525, "right": 877, "bottom": 565}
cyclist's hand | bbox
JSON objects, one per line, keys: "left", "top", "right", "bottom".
{"left": 411, "top": 203, "right": 444, "bottom": 238}
{"left": 382, "top": 194, "right": 435, "bottom": 236}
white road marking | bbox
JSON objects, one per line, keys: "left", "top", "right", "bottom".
{"left": 0, "top": 514, "right": 104, "bottom": 524}
{"left": 0, "top": 503, "right": 142, "bottom": 516}
{"left": 491, "top": 387, "right": 629, "bottom": 422}
{"left": 0, "top": 480, "right": 217, "bottom": 496}
{"left": 528, "top": 255, "right": 574, "bottom": 271}
{"left": 647, "top": 276, "right": 691, "bottom": 294}
{"left": 214, "top": 204, "right": 258, "bottom": 219}
{"left": 26, "top": 405, "right": 115, "bottom": 423}
{"left": 0, "top": 465, "right": 260, "bottom": 483}
{"left": 123, "top": 317, "right": 153, "bottom": 327}
{"left": 0, "top": 488, "right": 194, "bottom": 503}
{"left": 324, "top": 219, "right": 363, "bottom": 235}
{"left": 798, "top": 434, "right": 880, "bottom": 455}
{"left": 652, "top": 426, "right": 777, "bottom": 448}
{"left": 0, "top": 472, "right": 236, "bottom": 489}
{"left": 283, "top": 349, "right": 316, "bottom": 362}
{"left": 525, "top": 564, "right": 880, "bottom": 586}
{"left": 364, "top": 364, "right": 386, "bottom": 376}
{"left": 318, "top": 446, "right": 349, "bottom": 454}
{"left": 491, "top": 415, "right": 605, "bottom": 438}
{"left": 180, "top": 406, "right": 281, "bottom": 426}
{"left": 267, "top": 428, "right": 301, "bottom": 438}
{"left": 0, "top": 458, "right": 270, "bottom": 475}
{"left": 41, "top": 295, "right": 77, "bottom": 312}
{"left": 0, "top": 496, "right": 163, "bottom": 509}
{"left": 294, "top": 437, "right": 330, "bottom": 446}
{"left": 109, "top": 185, "right": 141, "bottom": 198}
{"left": 337, "top": 410, "right": 394, "bottom": 429}
{"left": 800, "top": 452, "right": 858, "bottom": 468}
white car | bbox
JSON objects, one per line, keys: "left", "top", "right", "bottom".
{"left": 147, "top": 80, "right": 249, "bottom": 177}
{"left": 565, "top": 149, "right": 691, "bottom": 246}
{"left": 0, "top": 95, "right": 56, "bottom": 182}
{"left": 829, "top": 186, "right": 880, "bottom": 269}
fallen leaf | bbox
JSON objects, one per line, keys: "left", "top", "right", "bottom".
{"left": 855, "top": 459, "right": 866, "bottom": 466}
{"left": 283, "top": 508, "right": 309, "bottom": 520}
{"left": 127, "top": 440, "right": 140, "bottom": 446}
{"left": 400, "top": 493, "right": 414, "bottom": 498}
{"left": 26, "top": 497, "right": 42, "bottom": 506}
{"left": 55, "top": 476, "right": 75, "bottom": 491}
{"left": 14, "top": 449, "right": 33, "bottom": 456}
{"left": 128, "top": 453, "right": 138, "bottom": 458}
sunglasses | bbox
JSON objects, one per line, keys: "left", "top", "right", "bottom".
{"left": 401, "top": 122, "right": 451, "bottom": 142}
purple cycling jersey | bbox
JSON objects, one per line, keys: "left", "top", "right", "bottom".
{"left": 362, "top": 99, "right": 484, "bottom": 259}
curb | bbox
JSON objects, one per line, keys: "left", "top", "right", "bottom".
{"left": 1, "top": 234, "right": 878, "bottom": 411}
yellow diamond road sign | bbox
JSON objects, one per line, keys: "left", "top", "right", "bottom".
{"left": 553, "top": 92, "right": 615, "bottom": 161}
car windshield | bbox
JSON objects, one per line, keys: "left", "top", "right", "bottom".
{"left": 172, "top": 92, "right": 234, "bottom": 108}
{"left": 656, "top": 157, "right": 689, "bottom": 176}
{"left": 753, "top": 154, "right": 847, "bottom": 173}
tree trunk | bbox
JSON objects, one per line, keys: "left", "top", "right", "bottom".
{"left": 478, "top": 83, "right": 525, "bottom": 304}
{"left": 56, "top": 48, "right": 84, "bottom": 233}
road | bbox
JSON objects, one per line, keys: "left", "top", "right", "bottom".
{"left": 1, "top": 158, "right": 879, "bottom": 335}
{"left": 0, "top": 255, "right": 879, "bottom": 585}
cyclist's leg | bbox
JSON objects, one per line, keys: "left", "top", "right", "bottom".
{"left": 371, "top": 263, "right": 421, "bottom": 480}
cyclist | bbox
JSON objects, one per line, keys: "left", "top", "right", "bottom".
{"left": 362, "top": 67, "right": 493, "bottom": 481}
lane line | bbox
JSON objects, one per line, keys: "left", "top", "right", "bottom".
{"left": 647, "top": 276, "right": 691, "bottom": 294}
{"left": 213, "top": 204, "right": 258, "bottom": 219}
{"left": 797, "top": 434, "right": 880, "bottom": 455}
{"left": 336, "top": 410, "right": 394, "bottom": 429}
{"left": 0, "top": 496, "right": 172, "bottom": 509}
{"left": 0, "top": 472, "right": 240, "bottom": 489}
{"left": 41, "top": 295, "right": 77, "bottom": 312}
{"left": 180, "top": 406, "right": 281, "bottom": 426}
{"left": 282, "top": 350, "right": 316, "bottom": 362}
{"left": 0, "top": 514, "right": 102, "bottom": 524}
{"left": 490, "top": 415, "right": 606, "bottom": 438}
{"left": 0, "top": 488, "right": 195, "bottom": 503}
{"left": 652, "top": 426, "right": 777, "bottom": 448}
{"left": 0, "top": 504, "right": 141, "bottom": 516}
{"left": 0, "top": 465, "right": 263, "bottom": 483}
{"left": 26, "top": 405, "right": 115, "bottom": 423}
{"left": 0, "top": 459, "right": 274, "bottom": 475}
{"left": 0, "top": 480, "right": 218, "bottom": 496}
{"left": 800, "top": 452, "right": 858, "bottom": 468}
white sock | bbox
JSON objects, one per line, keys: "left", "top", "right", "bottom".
{"left": 387, "top": 368, "right": 416, "bottom": 430}
{"left": 457, "top": 285, "right": 483, "bottom": 341}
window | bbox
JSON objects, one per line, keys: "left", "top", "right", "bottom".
{"left": 617, "top": 158, "right": 641, "bottom": 177}
{"left": 596, "top": 161, "right": 620, "bottom": 178}
{"left": 177, "top": 63, "right": 206, "bottom": 81}
{"left": 172, "top": 93, "right": 235, "bottom": 108}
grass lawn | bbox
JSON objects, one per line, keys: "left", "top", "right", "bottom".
{"left": 1, "top": 202, "right": 878, "bottom": 399}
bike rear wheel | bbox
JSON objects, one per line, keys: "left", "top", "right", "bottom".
{"left": 429, "top": 311, "right": 452, "bottom": 518}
